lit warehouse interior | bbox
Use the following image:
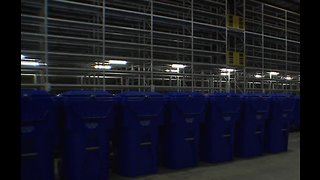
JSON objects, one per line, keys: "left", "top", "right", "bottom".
{"left": 21, "top": 0, "right": 300, "bottom": 179}
{"left": 21, "top": 0, "right": 299, "bottom": 94}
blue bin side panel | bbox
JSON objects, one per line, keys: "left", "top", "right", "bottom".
{"left": 292, "top": 97, "right": 300, "bottom": 129}
{"left": 21, "top": 92, "right": 55, "bottom": 180}
{"left": 118, "top": 96, "right": 165, "bottom": 128}
{"left": 115, "top": 126, "right": 160, "bottom": 177}
{"left": 235, "top": 96, "right": 270, "bottom": 158}
{"left": 201, "top": 95, "right": 241, "bottom": 163}
{"left": 61, "top": 95, "right": 116, "bottom": 180}
{"left": 163, "top": 93, "right": 206, "bottom": 169}
{"left": 114, "top": 94, "right": 165, "bottom": 177}
{"left": 264, "top": 96, "right": 294, "bottom": 153}
{"left": 163, "top": 123, "right": 200, "bottom": 169}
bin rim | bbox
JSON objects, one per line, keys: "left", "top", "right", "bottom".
{"left": 166, "top": 92, "right": 205, "bottom": 97}
{"left": 21, "top": 90, "right": 51, "bottom": 97}
{"left": 117, "top": 91, "right": 163, "bottom": 97}
{"left": 59, "top": 90, "right": 113, "bottom": 97}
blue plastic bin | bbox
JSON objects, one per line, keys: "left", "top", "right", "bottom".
{"left": 265, "top": 95, "right": 295, "bottom": 153}
{"left": 292, "top": 96, "right": 300, "bottom": 130}
{"left": 21, "top": 90, "right": 55, "bottom": 180}
{"left": 60, "top": 91, "right": 116, "bottom": 180}
{"left": 201, "top": 93, "right": 241, "bottom": 163}
{"left": 235, "top": 95, "right": 271, "bottom": 158}
{"left": 114, "top": 92, "right": 165, "bottom": 177}
{"left": 162, "top": 92, "right": 206, "bottom": 169}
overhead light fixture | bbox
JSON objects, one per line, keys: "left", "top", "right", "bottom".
{"left": 21, "top": 61, "right": 40, "bottom": 66}
{"left": 267, "top": 72, "right": 279, "bottom": 76}
{"left": 220, "top": 68, "right": 235, "bottom": 72}
{"left": 255, "top": 74, "right": 262, "bottom": 78}
{"left": 284, "top": 76, "right": 293, "bottom": 80}
{"left": 165, "top": 69, "right": 179, "bottom": 73}
{"left": 94, "top": 65, "right": 111, "bottom": 69}
{"left": 171, "top": 64, "right": 186, "bottom": 68}
{"left": 21, "top": 54, "right": 27, "bottom": 60}
{"left": 220, "top": 72, "right": 228, "bottom": 76}
{"left": 108, "top": 60, "right": 127, "bottom": 65}
{"left": 23, "top": 58, "right": 39, "bottom": 61}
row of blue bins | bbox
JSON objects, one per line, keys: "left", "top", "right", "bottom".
{"left": 21, "top": 90, "right": 300, "bottom": 180}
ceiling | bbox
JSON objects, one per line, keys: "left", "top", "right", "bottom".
{"left": 258, "top": 0, "right": 300, "bottom": 12}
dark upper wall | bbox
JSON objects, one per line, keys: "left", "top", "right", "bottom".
{"left": 258, "top": 0, "right": 300, "bottom": 13}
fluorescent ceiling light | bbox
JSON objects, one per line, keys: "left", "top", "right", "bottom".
{"left": 267, "top": 72, "right": 279, "bottom": 75}
{"left": 220, "top": 72, "right": 228, "bottom": 76}
{"left": 94, "top": 65, "right": 111, "bottom": 69}
{"left": 165, "top": 69, "right": 179, "bottom": 73}
{"left": 23, "top": 58, "right": 39, "bottom": 61}
{"left": 171, "top": 64, "right": 186, "bottom": 68}
{"left": 108, "top": 60, "right": 127, "bottom": 65}
{"left": 220, "top": 68, "right": 235, "bottom": 72}
{"left": 255, "top": 74, "right": 262, "bottom": 78}
{"left": 284, "top": 76, "right": 293, "bottom": 80}
{"left": 21, "top": 54, "right": 27, "bottom": 60}
{"left": 21, "top": 73, "right": 36, "bottom": 76}
{"left": 21, "top": 61, "right": 40, "bottom": 66}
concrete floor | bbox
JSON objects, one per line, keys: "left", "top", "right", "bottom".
{"left": 111, "top": 132, "right": 300, "bottom": 180}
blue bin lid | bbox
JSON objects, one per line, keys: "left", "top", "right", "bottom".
{"left": 21, "top": 90, "right": 51, "bottom": 97}
{"left": 166, "top": 92, "right": 204, "bottom": 98}
{"left": 118, "top": 91, "right": 163, "bottom": 97}
{"left": 59, "top": 90, "right": 113, "bottom": 97}
{"left": 21, "top": 90, "right": 54, "bottom": 123}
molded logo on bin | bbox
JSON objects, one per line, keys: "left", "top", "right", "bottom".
{"left": 21, "top": 126, "right": 34, "bottom": 133}
{"left": 282, "top": 113, "right": 288, "bottom": 118}
{"left": 185, "top": 118, "right": 194, "bottom": 123}
{"left": 256, "top": 114, "right": 262, "bottom": 120}
{"left": 140, "top": 120, "right": 150, "bottom": 126}
{"left": 85, "top": 123, "right": 98, "bottom": 129}
{"left": 223, "top": 116, "right": 231, "bottom": 121}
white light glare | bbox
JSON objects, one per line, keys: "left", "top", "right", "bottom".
{"left": 284, "top": 76, "right": 293, "bottom": 80}
{"left": 220, "top": 72, "right": 228, "bottom": 76}
{"left": 171, "top": 64, "right": 186, "bottom": 68}
{"left": 21, "top": 61, "right": 40, "bottom": 66}
{"left": 165, "top": 69, "right": 179, "bottom": 73}
{"left": 255, "top": 74, "right": 262, "bottom": 78}
{"left": 94, "top": 65, "right": 111, "bottom": 69}
{"left": 108, "top": 60, "right": 127, "bottom": 65}
{"left": 267, "top": 72, "right": 279, "bottom": 76}
{"left": 21, "top": 54, "right": 27, "bottom": 60}
{"left": 220, "top": 68, "right": 235, "bottom": 72}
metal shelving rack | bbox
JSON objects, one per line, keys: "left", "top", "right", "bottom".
{"left": 21, "top": 0, "right": 300, "bottom": 94}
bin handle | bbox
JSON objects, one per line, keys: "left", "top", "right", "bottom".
{"left": 184, "top": 112, "right": 200, "bottom": 116}
{"left": 223, "top": 134, "right": 231, "bottom": 137}
{"left": 283, "top": 109, "right": 293, "bottom": 112}
{"left": 137, "top": 114, "right": 157, "bottom": 119}
{"left": 223, "top": 111, "right": 238, "bottom": 115}
{"left": 256, "top": 110, "right": 268, "bottom": 113}
{"left": 21, "top": 152, "right": 38, "bottom": 157}
{"left": 140, "top": 142, "right": 152, "bottom": 146}
{"left": 80, "top": 116, "right": 107, "bottom": 121}
{"left": 184, "top": 137, "right": 195, "bottom": 142}
{"left": 85, "top": 146, "right": 100, "bottom": 151}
